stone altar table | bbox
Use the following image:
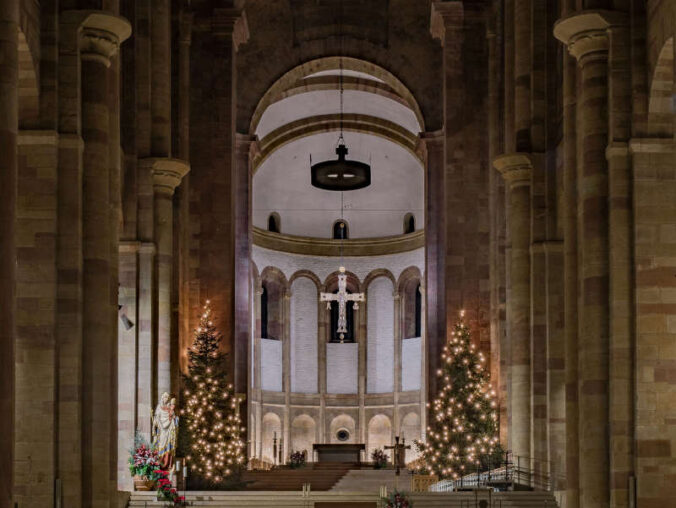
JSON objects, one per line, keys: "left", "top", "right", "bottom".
{"left": 313, "top": 443, "right": 365, "bottom": 464}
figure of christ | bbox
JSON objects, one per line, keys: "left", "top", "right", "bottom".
{"left": 152, "top": 392, "right": 179, "bottom": 469}
{"left": 320, "top": 267, "right": 365, "bottom": 342}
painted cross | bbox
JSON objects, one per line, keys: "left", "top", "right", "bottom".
{"left": 385, "top": 436, "right": 411, "bottom": 476}
{"left": 320, "top": 266, "right": 365, "bottom": 342}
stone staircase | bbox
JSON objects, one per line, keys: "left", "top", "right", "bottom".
{"left": 128, "top": 489, "right": 559, "bottom": 508}
{"left": 331, "top": 468, "right": 413, "bottom": 492}
{"left": 239, "top": 462, "right": 355, "bottom": 491}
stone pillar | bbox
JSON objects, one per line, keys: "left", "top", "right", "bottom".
{"left": 234, "top": 133, "right": 255, "bottom": 398}
{"left": 393, "top": 292, "right": 402, "bottom": 438}
{"left": 494, "top": 153, "right": 531, "bottom": 461}
{"left": 561, "top": 48, "right": 579, "bottom": 508}
{"left": 151, "top": 158, "right": 189, "bottom": 399}
{"left": 0, "top": 1, "right": 18, "bottom": 505}
{"left": 137, "top": 242, "right": 155, "bottom": 439}
{"left": 177, "top": 9, "right": 192, "bottom": 368}
{"left": 420, "top": 130, "right": 445, "bottom": 403}
{"left": 554, "top": 11, "right": 625, "bottom": 508}
{"left": 513, "top": 0, "right": 531, "bottom": 151}
{"left": 78, "top": 12, "right": 131, "bottom": 507}
{"left": 151, "top": 0, "right": 171, "bottom": 156}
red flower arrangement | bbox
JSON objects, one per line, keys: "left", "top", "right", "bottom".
{"left": 153, "top": 469, "right": 188, "bottom": 506}
{"left": 382, "top": 490, "right": 413, "bottom": 508}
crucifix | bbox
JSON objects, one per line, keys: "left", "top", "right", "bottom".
{"left": 385, "top": 436, "right": 411, "bottom": 476}
{"left": 320, "top": 266, "right": 365, "bottom": 342}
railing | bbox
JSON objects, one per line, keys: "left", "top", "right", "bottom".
{"left": 428, "top": 451, "right": 565, "bottom": 493}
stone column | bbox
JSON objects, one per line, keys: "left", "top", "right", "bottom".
{"left": 0, "top": 1, "right": 17, "bottom": 505}
{"left": 234, "top": 133, "right": 255, "bottom": 399}
{"left": 151, "top": 0, "right": 171, "bottom": 156}
{"left": 177, "top": 9, "right": 192, "bottom": 365}
{"left": 420, "top": 130, "right": 445, "bottom": 403}
{"left": 78, "top": 12, "right": 131, "bottom": 507}
{"left": 561, "top": 48, "right": 579, "bottom": 508}
{"left": 554, "top": 11, "right": 625, "bottom": 508}
{"left": 493, "top": 153, "right": 531, "bottom": 462}
{"left": 151, "top": 158, "right": 189, "bottom": 399}
{"left": 393, "top": 292, "right": 402, "bottom": 438}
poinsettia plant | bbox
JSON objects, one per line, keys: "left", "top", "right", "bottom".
{"left": 129, "top": 433, "right": 162, "bottom": 479}
{"left": 382, "top": 490, "right": 413, "bottom": 508}
{"left": 288, "top": 450, "right": 306, "bottom": 469}
{"left": 154, "top": 469, "right": 188, "bottom": 506}
{"left": 371, "top": 448, "right": 388, "bottom": 469}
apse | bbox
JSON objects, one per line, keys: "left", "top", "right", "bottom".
{"left": 248, "top": 59, "right": 426, "bottom": 465}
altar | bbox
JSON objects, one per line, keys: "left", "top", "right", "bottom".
{"left": 313, "top": 443, "right": 365, "bottom": 464}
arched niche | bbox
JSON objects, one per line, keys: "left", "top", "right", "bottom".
{"left": 367, "top": 414, "right": 392, "bottom": 460}
{"left": 261, "top": 412, "right": 282, "bottom": 464}
{"left": 329, "top": 414, "right": 356, "bottom": 444}
{"left": 400, "top": 412, "right": 421, "bottom": 464}
{"left": 290, "top": 414, "right": 316, "bottom": 457}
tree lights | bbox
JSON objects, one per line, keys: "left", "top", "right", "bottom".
{"left": 182, "top": 301, "right": 246, "bottom": 484}
{"left": 415, "top": 312, "right": 503, "bottom": 479}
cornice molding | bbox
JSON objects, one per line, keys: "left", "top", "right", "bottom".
{"left": 253, "top": 227, "right": 424, "bottom": 257}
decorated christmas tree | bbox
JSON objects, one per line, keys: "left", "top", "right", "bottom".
{"left": 182, "top": 300, "right": 246, "bottom": 483}
{"left": 416, "top": 312, "right": 502, "bottom": 479}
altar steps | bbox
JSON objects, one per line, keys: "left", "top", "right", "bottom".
{"left": 239, "top": 462, "right": 355, "bottom": 491}
{"left": 331, "top": 468, "right": 413, "bottom": 492}
{"left": 127, "top": 490, "right": 559, "bottom": 508}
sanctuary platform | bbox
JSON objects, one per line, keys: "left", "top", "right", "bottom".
{"left": 128, "top": 489, "right": 559, "bottom": 508}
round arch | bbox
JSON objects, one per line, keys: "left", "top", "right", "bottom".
{"left": 250, "top": 56, "right": 426, "bottom": 135}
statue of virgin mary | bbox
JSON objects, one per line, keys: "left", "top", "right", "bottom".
{"left": 152, "top": 392, "right": 179, "bottom": 469}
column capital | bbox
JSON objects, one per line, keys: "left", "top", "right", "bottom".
{"left": 493, "top": 153, "right": 532, "bottom": 186}
{"left": 68, "top": 11, "right": 131, "bottom": 67}
{"left": 212, "top": 8, "right": 249, "bottom": 51}
{"left": 553, "top": 10, "right": 626, "bottom": 63}
{"left": 235, "top": 133, "right": 259, "bottom": 159}
{"left": 140, "top": 157, "right": 190, "bottom": 196}
{"left": 430, "top": 1, "right": 463, "bottom": 46}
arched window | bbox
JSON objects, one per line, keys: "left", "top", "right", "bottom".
{"left": 333, "top": 220, "right": 348, "bottom": 240}
{"left": 268, "top": 213, "right": 280, "bottom": 233}
{"left": 402, "top": 277, "right": 422, "bottom": 339}
{"left": 414, "top": 282, "right": 422, "bottom": 337}
{"left": 261, "top": 285, "right": 269, "bottom": 338}
{"left": 404, "top": 213, "right": 415, "bottom": 234}
{"left": 330, "top": 289, "right": 355, "bottom": 343}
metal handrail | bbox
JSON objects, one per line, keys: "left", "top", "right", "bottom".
{"left": 428, "top": 450, "right": 566, "bottom": 493}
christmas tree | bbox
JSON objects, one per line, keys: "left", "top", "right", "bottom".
{"left": 182, "top": 300, "right": 246, "bottom": 483}
{"left": 416, "top": 312, "right": 502, "bottom": 479}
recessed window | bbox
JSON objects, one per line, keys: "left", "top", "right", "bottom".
{"left": 333, "top": 220, "right": 348, "bottom": 240}
{"left": 268, "top": 213, "right": 280, "bottom": 233}
{"left": 404, "top": 213, "right": 415, "bottom": 234}
{"left": 261, "top": 285, "right": 269, "bottom": 339}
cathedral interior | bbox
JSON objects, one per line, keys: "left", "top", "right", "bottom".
{"left": 1, "top": 0, "right": 675, "bottom": 507}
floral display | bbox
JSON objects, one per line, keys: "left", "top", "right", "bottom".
{"left": 371, "top": 448, "right": 388, "bottom": 469}
{"left": 288, "top": 450, "right": 307, "bottom": 469}
{"left": 382, "top": 490, "right": 413, "bottom": 508}
{"left": 129, "top": 434, "right": 161, "bottom": 480}
{"left": 154, "top": 469, "right": 187, "bottom": 506}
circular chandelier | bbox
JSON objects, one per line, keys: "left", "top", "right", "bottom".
{"left": 310, "top": 54, "right": 371, "bottom": 191}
